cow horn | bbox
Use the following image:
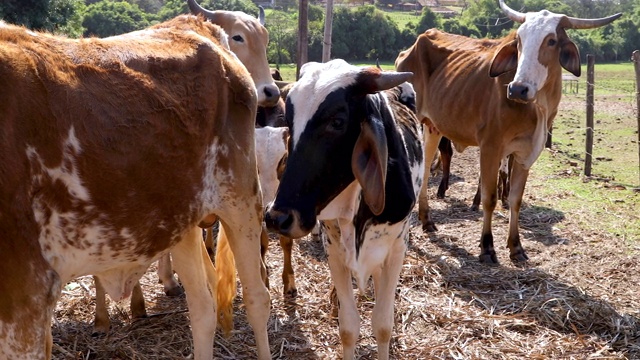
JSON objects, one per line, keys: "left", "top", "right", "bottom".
{"left": 561, "top": 13, "right": 622, "bottom": 29}
{"left": 374, "top": 71, "right": 413, "bottom": 91}
{"left": 499, "top": 0, "right": 525, "bottom": 23}
{"left": 187, "top": 0, "right": 221, "bottom": 22}
{"left": 258, "top": 6, "right": 265, "bottom": 25}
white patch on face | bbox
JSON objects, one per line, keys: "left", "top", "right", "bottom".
{"left": 513, "top": 11, "right": 563, "bottom": 97}
{"left": 288, "top": 60, "right": 360, "bottom": 148}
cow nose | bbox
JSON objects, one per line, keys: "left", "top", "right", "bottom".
{"left": 261, "top": 84, "right": 281, "bottom": 107}
{"left": 264, "top": 208, "right": 294, "bottom": 234}
{"left": 507, "top": 82, "right": 530, "bottom": 102}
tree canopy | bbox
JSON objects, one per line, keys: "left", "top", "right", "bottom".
{"left": 0, "top": 0, "right": 638, "bottom": 62}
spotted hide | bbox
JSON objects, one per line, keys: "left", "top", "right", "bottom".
{"left": 265, "top": 59, "right": 424, "bottom": 360}
{"left": 0, "top": 15, "right": 271, "bottom": 360}
{"left": 395, "top": 0, "right": 620, "bottom": 263}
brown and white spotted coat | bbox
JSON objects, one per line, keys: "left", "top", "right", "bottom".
{"left": 0, "top": 14, "right": 270, "bottom": 360}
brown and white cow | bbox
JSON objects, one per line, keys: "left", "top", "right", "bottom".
{"left": 395, "top": 0, "right": 620, "bottom": 264}
{"left": 0, "top": 14, "right": 271, "bottom": 360}
{"left": 265, "top": 60, "right": 424, "bottom": 360}
{"left": 93, "top": 0, "right": 283, "bottom": 334}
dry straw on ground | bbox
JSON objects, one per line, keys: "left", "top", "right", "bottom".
{"left": 53, "top": 146, "right": 640, "bottom": 360}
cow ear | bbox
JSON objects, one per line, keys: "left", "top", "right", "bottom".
{"left": 560, "top": 41, "right": 581, "bottom": 77}
{"left": 351, "top": 118, "right": 388, "bottom": 216}
{"left": 490, "top": 40, "right": 518, "bottom": 77}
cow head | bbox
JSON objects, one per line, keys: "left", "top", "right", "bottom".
{"left": 187, "top": 0, "right": 280, "bottom": 106}
{"left": 264, "top": 60, "right": 412, "bottom": 238}
{"left": 489, "top": 0, "right": 621, "bottom": 103}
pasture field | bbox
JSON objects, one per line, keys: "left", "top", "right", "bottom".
{"left": 52, "top": 62, "right": 640, "bottom": 359}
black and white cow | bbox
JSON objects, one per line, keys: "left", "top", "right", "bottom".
{"left": 264, "top": 59, "right": 424, "bottom": 360}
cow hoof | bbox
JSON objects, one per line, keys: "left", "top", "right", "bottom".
{"left": 164, "top": 285, "right": 184, "bottom": 297}
{"left": 422, "top": 221, "right": 437, "bottom": 232}
{"left": 284, "top": 287, "right": 298, "bottom": 298}
{"left": 479, "top": 252, "right": 498, "bottom": 264}
{"left": 510, "top": 251, "right": 529, "bottom": 263}
{"left": 470, "top": 204, "right": 480, "bottom": 212}
{"left": 133, "top": 312, "right": 148, "bottom": 320}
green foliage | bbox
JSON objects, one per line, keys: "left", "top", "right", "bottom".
{"left": 266, "top": 10, "right": 297, "bottom": 65}
{"left": 332, "top": 5, "right": 402, "bottom": 61}
{"left": 0, "top": 0, "right": 85, "bottom": 36}
{"left": 82, "top": 0, "right": 150, "bottom": 37}
{"left": 415, "top": 7, "right": 441, "bottom": 34}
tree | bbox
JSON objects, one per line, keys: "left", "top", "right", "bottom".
{"left": 331, "top": 5, "right": 402, "bottom": 61}
{"left": 82, "top": 1, "right": 150, "bottom": 37}
{"left": 266, "top": 10, "right": 297, "bottom": 65}
{"left": 416, "top": 7, "right": 441, "bottom": 34}
{"left": 0, "top": 0, "right": 85, "bottom": 36}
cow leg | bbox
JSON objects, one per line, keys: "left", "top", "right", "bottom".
{"left": 478, "top": 149, "right": 502, "bottom": 264}
{"left": 499, "top": 155, "right": 514, "bottom": 209}
{"left": 371, "top": 238, "right": 407, "bottom": 360}
{"left": 157, "top": 254, "right": 184, "bottom": 297}
{"left": 280, "top": 235, "right": 297, "bottom": 297}
{"left": 204, "top": 225, "right": 215, "bottom": 260}
{"left": 93, "top": 276, "right": 111, "bottom": 336}
{"left": 259, "top": 226, "right": 270, "bottom": 289}
{"left": 436, "top": 137, "right": 453, "bottom": 199}
{"left": 222, "top": 218, "right": 271, "bottom": 360}
{"left": 324, "top": 221, "right": 359, "bottom": 360}
{"left": 471, "top": 176, "right": 482, "bottom": 211}
{"left": 171, "top": 227, "right": 216, "bottom": 360}
{"left": 419, "top": 126, "right": 442, "bottom": 232}
{"left": 506, "top": 161, "right": 530, "bottom": 263}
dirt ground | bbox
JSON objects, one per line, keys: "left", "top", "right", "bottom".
{"left": 52, "top": 134, "right": 640, "bottom": 359}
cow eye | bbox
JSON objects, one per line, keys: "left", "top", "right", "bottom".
{"left": 547, "top": 38, "right": 557, "bottom": 47}
{"left": 232, "top": 35, "right": 244, "bottom": 43}
{"left": 328, "top": 116, "right": 346, "bottom": 132}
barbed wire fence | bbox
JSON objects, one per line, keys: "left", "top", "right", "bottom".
{"left": 547, "top": 50, "right": 640, "bottom": 190}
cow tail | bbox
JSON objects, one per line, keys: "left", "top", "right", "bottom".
{"left": 215, "top": 223, "right": 237, "bottom": 336}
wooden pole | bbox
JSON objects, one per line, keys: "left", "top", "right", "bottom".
{"left": 322, "top": 0, "right": 334, "bottom": 62}
{"left": 632, "top": 50, "right": 640, "bottom": 185}
{"left": 296, "top": 0, "right": 309, "bottom": 80}
{"left": 584, "top": 54, "right": 594, "bottom": 177}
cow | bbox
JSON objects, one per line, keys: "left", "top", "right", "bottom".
{"left": 92, "top": 0, "right": 282, "bottom": 333}
{"left": 395, "top": 0, "right": 621, "bottom": 264}
{"left": 187, "top": 0, "right": 280, "bottom": 107}
{"left": 264, "top": 59, "right": 424, "bottom": 360}
{"left": 0, "top": 13, "right": 272, "bottom": 360}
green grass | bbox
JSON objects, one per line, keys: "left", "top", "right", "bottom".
{"left": 383, "top": 10, "right": 420, "bottom": 30}
{"left": 528, "top": 61, "right": 640, "bottom": 243}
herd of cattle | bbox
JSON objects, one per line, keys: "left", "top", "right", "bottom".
{"left": 0, "top": 0, "right": 621, "bottom": 358}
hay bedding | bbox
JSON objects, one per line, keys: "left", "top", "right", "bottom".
{"left": 52, "top": 147, "right": 640, "bottom": 359}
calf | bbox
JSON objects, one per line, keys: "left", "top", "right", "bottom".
{"left": 265, "top": 60, "right": 424, "bottom": 360}
{"left": 0, "top": 14, "right": 270, "bottom": 359}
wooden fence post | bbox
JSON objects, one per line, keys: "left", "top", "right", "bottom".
{"left": 296, "top": 0, "right": 309, "bottom": 80}
{"left": 633, "top": 50, "right": 640, "bottom": 185}
{"left": 584, "top": 54, "right": 595, "bottom": 177}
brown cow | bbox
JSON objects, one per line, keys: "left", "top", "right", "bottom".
{"left": 0, "top": 14, "right": 270, "bottom": 360}
{"left": 93, "top": 0, "right": 283, "bottom": 334}
{"left": 395, "top": 0, "right": 620, "bottom": 263}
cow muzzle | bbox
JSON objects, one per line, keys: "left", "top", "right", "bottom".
{"left": 258, "top": 83, "right": 281, "bottom": 107}
{"left": 264, "top": 205, "right": 309, "bottom": 239}
{"left": 507, "top": 81, "right": 535, "bottom": 103}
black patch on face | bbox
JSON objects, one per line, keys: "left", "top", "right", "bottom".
{"left": 274, "top": 86, "right": 364, "bottom": 232}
